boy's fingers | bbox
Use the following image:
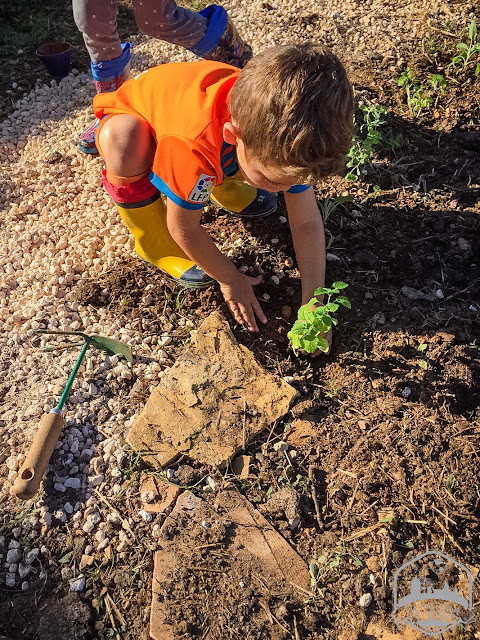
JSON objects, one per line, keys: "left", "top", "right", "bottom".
{"left": 249, "top": 275, "right": 263, "bottom": 286}
{"left": 238, "top": 302, "right": 258, "bottom": 332}
{"left": 228, "top": 302, "right": 244, "bottom": 326}
{"left": 251, "top": 296, "right": 267, "bottom": 324}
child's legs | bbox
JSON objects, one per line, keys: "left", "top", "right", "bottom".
{"left": 72, "top": 0, "right": 122, "bottom": 64}
{"left": 131, "top": 0, "right": 207, "bottom": 49}
{"left": 97, "top": 114, "right": 155, "bottom": 177}
{"left": 98, "top": 114, "right": 206, "bottom": 280}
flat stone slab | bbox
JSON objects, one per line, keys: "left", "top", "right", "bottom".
{"left": 127, "top": 311, "right": 298, "bottom": 468}
{"left": 150, "top": 488, "right": 311, "bottom": 640}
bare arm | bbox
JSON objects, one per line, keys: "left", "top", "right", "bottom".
{"left": 284, "top": 187, "right": 326, "bottom": 305}
{"left": 166, "top": 199, "right": 267, "bottom": 332}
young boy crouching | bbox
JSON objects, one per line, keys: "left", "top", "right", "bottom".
{"left": 93, "top": 43, "right": 354, "bottom": 336}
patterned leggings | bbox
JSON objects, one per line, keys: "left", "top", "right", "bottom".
{"left": 72, "top": 0, "right": 207, "bottom": 64}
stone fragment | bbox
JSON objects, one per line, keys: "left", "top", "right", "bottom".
{"left": 127, "top": 312, "right": 298, "bottom": 468}
{"left": 231, "top": 455, "right": 254, "bottom": 479}
{"left": 79, "top": 554, "right": 94, "bottom": 571}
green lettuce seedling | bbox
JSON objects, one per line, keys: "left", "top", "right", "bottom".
{"left": 287, "top": 282, "right": 351, "bottom": 354}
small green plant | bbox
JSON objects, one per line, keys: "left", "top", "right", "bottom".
{"left": 448, "top": 20, "right": 480, "bottom": 76}
{"left": 397, "top": 69, "right": 447, "bottom": 118}
{"left": 346, "top": 103, "right": 388, "bottom": 181}
{"left": 446, "top": 473, "right": 456, "bottom": 495}
{"left": 287, "top": 282, "right": 351, "bottom": 354}
{"left": 318, "top": 195, "right": 353, "bottom": 248}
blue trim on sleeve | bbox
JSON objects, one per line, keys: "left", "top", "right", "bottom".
{"left": 149, "top": 172, "right": 204, "bottom": 210}
{"left": 286, "top": 184, "right": 311, "bottom": 193}
{"left": 91, "top": 43, "right": 131, "bottom": 81}
{"left": 188, "top": 5, "right": 228, "bottom": 57}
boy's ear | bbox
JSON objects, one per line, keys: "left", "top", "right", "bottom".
{"left": 223, "top": 120, "right": 241, "bottom": 146}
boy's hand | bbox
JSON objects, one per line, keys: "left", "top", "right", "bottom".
{"left": 219, "top": 273, "right": 267, "bottom": 332}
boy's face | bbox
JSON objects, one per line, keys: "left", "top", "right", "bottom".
{"left": 223, "top": 121, "right": 300, "bottom": 192}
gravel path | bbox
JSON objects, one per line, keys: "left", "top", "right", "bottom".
{"left": 0, "top": 0, "right": 472, "bottom": 590}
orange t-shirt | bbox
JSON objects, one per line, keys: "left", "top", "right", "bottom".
{"left": 94, "top": 61, "right": 240, "bottom": 210}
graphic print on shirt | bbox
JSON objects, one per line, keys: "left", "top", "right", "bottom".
{"left": 188, "top": 174, "right": 217, "bottom": 203}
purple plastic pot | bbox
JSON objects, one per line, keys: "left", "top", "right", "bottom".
{"left": 36, "top": 42, "right": 71, "bottom": 80}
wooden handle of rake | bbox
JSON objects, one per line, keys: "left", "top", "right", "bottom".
{"left": 12, "top": 411, "right": 65, "bottom": 500}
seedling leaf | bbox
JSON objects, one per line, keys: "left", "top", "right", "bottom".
{"left": 336, "top": 296, "right": 351, "bottom": 309}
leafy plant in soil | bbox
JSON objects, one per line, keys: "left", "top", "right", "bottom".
{"left": 397, "top": 69, "right": 446, "bottom": 118}
{"left": 346, "top": 103, "right": 388, "bottom": 181}
{"left": 287, "top": 282, "right": 351, "bottom": 354}
{"left": 447, "top": 20, "right": 480, "bottom": 76}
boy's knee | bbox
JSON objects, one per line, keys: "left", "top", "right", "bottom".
{"left": 99, "top": 115, "right": 154, "bottom": 175}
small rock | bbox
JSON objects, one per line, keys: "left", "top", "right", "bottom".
{"left": 201, "top": 520, "right": 211, "bottom": 529}
{"left": 12, "top": 527, "right": 22, "bottom": 539}
{"left": 95, "top": 530, "right": 106, "bottom": 544}
{"left": 273, "top": 441, "right": 288, "bottom": 452}
{"left": 25, "top": 548, "right": 40, "bottom": 565}
{"left": 358, "top": 420, "right": 368, "bottom": 430}
{"left": 139, "top": 510, "right": 153, "bottom": 523}
{"left": 5, "top": 574, "right": 16, "bottom": 588}
{"left": 359, "top": 593, "right": 372, "bottom": 608}
{"left": 64, "top": 477, "right": 81, "bottom": 490}
{"left": 70, "top": 575, "right": 86, "bottom": 592}
{"left": 326, "top": 253, "right": 341, "bottom": 262}
{"left": 97, "top": 539, "right": 110, "bottom": 552}
{"left": 166, "top": 468, "right": 175, "bottom": 480}
{"left": 110, "top": 466, "right": 122, "bottom": 479}
{"left": 64, "top": 502, "right": 74, "bottom": 514}
{"left": 61, "top": 567, "right": 73, "bottom": 581}
{"left": 82, "top": 521, "right": 95, "bottom": 534}
{"left": 262, "top": 293, "right": 270, "bottom": 301}
{"left": 401, "top": 387, "right": 412, "bottom": 398}
{"left": 284, "top": 257, "right": 294, "bottom": 267}
{"left": 79, "top": 554, "right": 94, "bottom": 571}
{"left": 54, "top": 482, "right": 66, "bottom": 493}
{"left": 435, "top": 289, "right": 444, "bottom": 299}
{"left": 6, "top": 549, "right": 22, "bottom": 564}
{"left": 87, "top": 511, "right": 102, "bottom": 525}
{"left": 141, "top": 491, "right": 155, "bottom": 504}
{"left": 18, "top": 563, "right": 31, "bottom": 579}
{"left": 8, "top": 564, "right": 18, "bottom": 574}
{"left": 204, "top": 476, "right": 217, "bottom": 491}
{"left": 88, "top": 474, "right": 104, "bottom": 487}
{"left": 21, "top": 581, "right": 29, "bottom": 591}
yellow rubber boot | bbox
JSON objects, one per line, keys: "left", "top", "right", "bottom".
{"left": 210, "top": 173, "right": 277, "bottom": 218}
{"left": 106, "top": 172, "right": 214, "bottom": 288}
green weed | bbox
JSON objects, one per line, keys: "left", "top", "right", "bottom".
{"left": 397, "top": 69, "right": 446, "bottom": 118}
{"left": 446, "top": 473, "right": 456, "bottom": 495}
{"left": 346, "top": 103, "right": 388, "bottom": 181}
{"left": 447, "top": 20, "right": 480, "bottom": 76}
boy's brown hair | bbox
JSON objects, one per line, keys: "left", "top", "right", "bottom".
{"left": 229, "top": 43, "right": 354, "bottom": 183}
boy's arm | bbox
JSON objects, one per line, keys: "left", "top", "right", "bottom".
{"left": 284, "top": 187, "right": 326, "bottom": 305}
{"left": 166, "top": 199, "right": 267, "bottom": 332}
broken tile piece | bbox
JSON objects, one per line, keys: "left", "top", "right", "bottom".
{"left": 150, "top": 489, "right": 310, "bottom": 640}
{"left": 127, "top": 312, "right": 298, "bottom": 468}
{"left": 231, "top": 455, "right": 254, "bottom": 479}
{"left": 139, "top": 476, "right": 181, "bottom": 514}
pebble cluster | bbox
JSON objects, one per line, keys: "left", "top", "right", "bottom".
{"left": 0, "top": 0, "right": 471, "bottom": 592}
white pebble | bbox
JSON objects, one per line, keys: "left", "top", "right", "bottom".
{"left": 273, "top": 441, "right": 288, "bottom": 452}
{"left": 359, "top": 593, "right": 373, "bottom": 608}
{"left": 139, "top": 510, "right": 153, "bottom": 522}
